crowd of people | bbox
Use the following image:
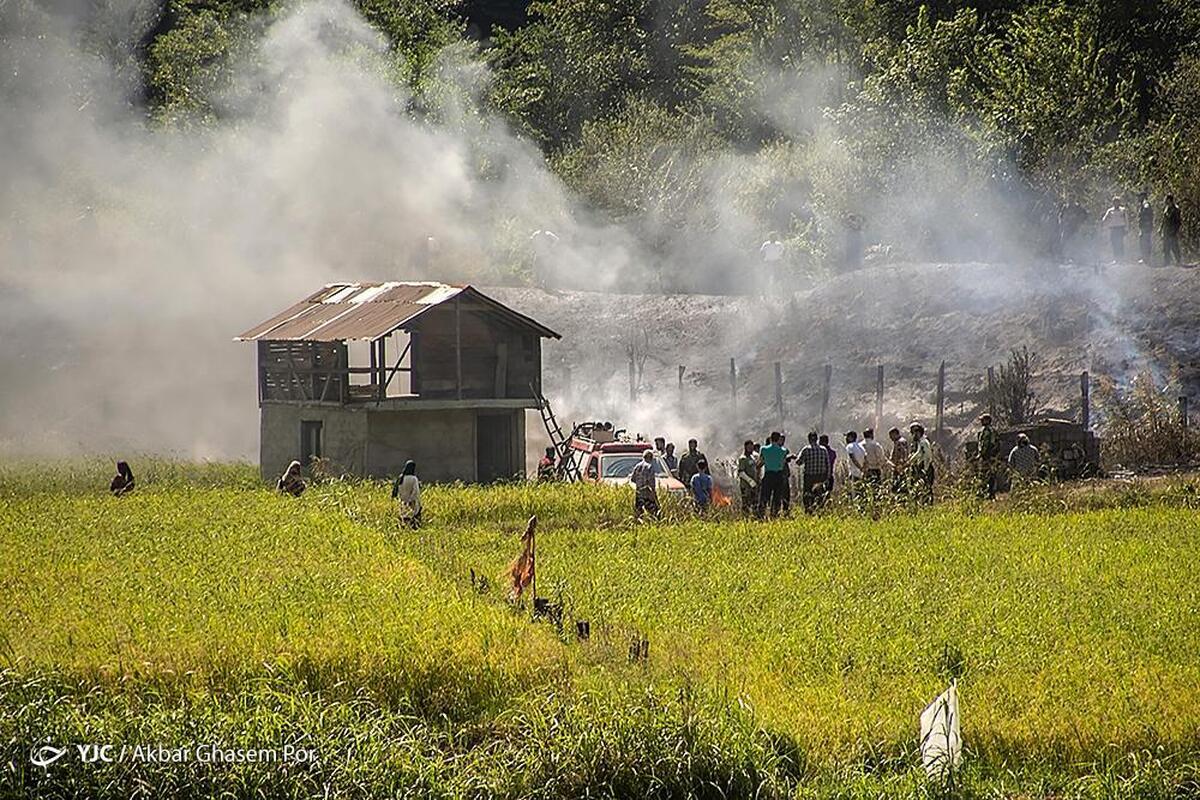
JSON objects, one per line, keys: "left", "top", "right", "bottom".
{"left": 1077, "top": 193, "right": 1184, "bottom": 265}
{"left": 102, "top": 412, "right": 1047, "bottom": 528}
{"left": 619, "top": 414, "right": 1054, "bottom": 519}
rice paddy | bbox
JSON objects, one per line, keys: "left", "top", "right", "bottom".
{"left": 2, "top": 460, "right": 1199, "bottom": 798}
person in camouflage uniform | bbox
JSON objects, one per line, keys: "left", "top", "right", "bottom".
{"left": 976, "top": 414, "right": 1001, "bottom": 499}
{"left": 736, "top": 439, "right": 760, "bottom": 517}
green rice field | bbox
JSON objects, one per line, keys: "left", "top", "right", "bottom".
{"left": 1, "top": 459, "right": 1199, "bottom": 798}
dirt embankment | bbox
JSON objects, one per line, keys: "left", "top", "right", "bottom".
{"left": 493, "top": 261, "right": 1200, "bottom": 458}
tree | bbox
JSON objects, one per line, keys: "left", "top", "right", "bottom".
{"left": 989, "top": 347, "right": 1039, "bottom": 427}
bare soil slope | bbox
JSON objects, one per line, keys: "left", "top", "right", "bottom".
{"left": 493, "top": 261, "right": 1200, "bottom": 455}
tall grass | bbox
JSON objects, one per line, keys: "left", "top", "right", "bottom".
{"left": 3, "top": 467, "right": 1200, "bottom": 797}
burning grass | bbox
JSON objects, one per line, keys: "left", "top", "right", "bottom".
{"left": 2, "top": 466, "right": 1199, "bottom": 797}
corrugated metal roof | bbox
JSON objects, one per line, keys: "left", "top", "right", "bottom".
{"left": 235, "top": 282, "right": 561, "bottom": 342}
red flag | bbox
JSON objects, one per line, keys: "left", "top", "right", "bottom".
{"left": 509, "top": 515, "right": 537, "bottom": 600}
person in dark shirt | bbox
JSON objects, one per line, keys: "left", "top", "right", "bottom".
{"left": 1162, "top": 195, "right": 1183, "bottom": 266}
{"left": 276, "top": 460, "right": 306, "bottom": 497}
{"left": 537, "top": 447, "right": 557, "bottom": 482}
{"left": 818, "top": 434, "right": 837, "bottom": 497}
{"left": 110, "top": 461, "right": 135, "bottom": 496}
{"left": 1137, "top": 192, "right": 1155, "bottom": 264}
{"left": 663, "top": 442, "right": 679, "bottom": 477}
{"left": 798, "top": 432, "right": 830, "bottom": 513}
{"left": 976, "top": 414, "right": 1000, "bottom": 500}
{"left": 757, "top": 432, "right": 790, "bottom": 518}
{"left": 677, "top": 439, "right": 706, "bottom": 487}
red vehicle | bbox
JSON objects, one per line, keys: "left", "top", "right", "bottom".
{"left": 564, "top": 422, "right": 686, "bottom": 495}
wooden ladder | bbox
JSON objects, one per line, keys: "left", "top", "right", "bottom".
{"left": 531, "top": 385, "right": 581, "bottom": 481}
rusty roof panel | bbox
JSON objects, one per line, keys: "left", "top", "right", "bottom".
{"left": 235, "top": 282, "right": 560, "bottom": 342}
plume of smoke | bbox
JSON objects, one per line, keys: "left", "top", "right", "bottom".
{"left": 0, "top": 0, "right": 647, "bottom": 458}
{"left": 0, "top": 0, "right": 1182, "bottom": 464}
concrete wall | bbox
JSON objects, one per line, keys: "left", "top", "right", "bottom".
{"left": 367, "top": 408, "right": 477, "bottom": 482}
{"left": 260, "top": 403, "right": 527, "bottom": 483}
{"left": 260, "top": 403, "right": 368, "bottom": 481}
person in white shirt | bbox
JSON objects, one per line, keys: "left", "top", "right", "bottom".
{"left": 759, "top": 235, "right": 784, "bottom": 263}
{"left": 391, "top": 460, "right": 422, "bottom": 528}
{"left": 908, "top": 423, "right": 934, "bottom": 503}
{"left": 844, "top": 431, "right": 866, "bottom": 496}
{"left": 1101, "top": 196, "right": 1127, "bottom": 263}
{"left": 860, "top": 428, "right": 890, "bottom": 486}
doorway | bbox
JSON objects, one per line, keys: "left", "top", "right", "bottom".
{"left": 476, "top": 413, "right": 513, "bottom": 483}
{"left": 300, "top": 420, "right": 323, "bottom": 466}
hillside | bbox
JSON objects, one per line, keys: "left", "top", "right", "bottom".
{"left": 495, "top": 261, "right": 1200, "bottom": 455}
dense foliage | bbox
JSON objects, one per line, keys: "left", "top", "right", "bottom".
{"left": 135, "top": 0, "right": 1200, "bottom": 279}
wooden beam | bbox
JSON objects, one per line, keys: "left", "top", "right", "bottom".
{"left": 455, "top": 297, "right": 463, "bottom": 400}
{"left": 494, "top": 341, "right": 509, "bottom": 398}
{"left": 774, "top": 362, "right": 784, "bottom": 426}
{"left": 382, "top": 340, "right": 412, "bottom": 396}
{"left": 819, "top": 364, "right": 832, "bottom": 432}
{"left": 935, "top": 360, "right": 946, "bottom": 445}
{"left": 376, "top": 337, "right": 386, "bottom": 403}
{"left": 874, "top": 364, "right": 884, "bottom": 434}
{"left": 1080, "top": 371, "right": 1090, "bottom": 429}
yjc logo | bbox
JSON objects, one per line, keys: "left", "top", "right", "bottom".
{"left": 76, "top": 744, "right": 116, "bottom": 763}
{"left": 30, "top": 745, "right": 67, "bottom": 768}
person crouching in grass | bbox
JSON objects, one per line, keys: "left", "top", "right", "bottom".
{"left": 276, "top": 460, "right": 305, "bottom": 497}
{"left": 391, "top": 460, "right": 422, "bottom": 529}
{"left": 110, "top": 460, "right": 135, "bottom": 496}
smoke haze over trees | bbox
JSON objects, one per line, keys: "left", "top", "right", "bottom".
{"left": 3, "top": 0, "right": 1200, "bottom": 457}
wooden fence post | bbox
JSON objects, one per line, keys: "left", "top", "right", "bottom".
{"left": 819, "top": 364, "right": 832, "bottom": 433}
{"left": 729, "top": 358, "right": 738, "bottom": 416}
{"left": 988, "top": 367, "right": 998, "bottom": 419}
{"left": 874, "top": 365, "right": 884, "bottom": 433}
{"left": 935, "top": 360, "right": 946, "bottom": 445}
{"left": 774, "top": 362, "right": 784, "bottom": 427}
{"left": 1080, "top": 371, "right": 1090, "bottom": 430}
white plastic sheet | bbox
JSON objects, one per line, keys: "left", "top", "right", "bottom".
{"left": 919, "top": 680, "right": 962, "bottom": 779}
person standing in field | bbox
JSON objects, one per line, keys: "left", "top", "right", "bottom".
{"left": 653, "top": 437, "right": 666, "bottom": 457}
{"left": 799, "top": 432, "right": 830, "bottom": 513}
{"left": 663, "top": 442, "right": 679, "bottom": 477}
{"left": 1102, "top": 196, "right": 1127, "bottom": 263}
{"left": 976, "top": 414, "right": 1001, "bottom": 500}
{"left": 537, "top": 446, "right": 558, "bottom": 482}
{"left": 737, "top": 439, "right": 760, "bottom": 516}
{"left": 1137, "top": 192, "right": 1155, "bottom": 264}
{"left": 630, "top": 449, "right": 660, "bottom": 520}
{"left": 110, "top": 460, "right": 135, "bottom": 496}
{"left": 1059, "top": 199, "right": 1088, "bottom": 263}
{"left": 690, "top": 459, "right": 713, "bottom": 513}
{"left": 819, "top": 434, "right": 837, "bottom": 497}
{"left": 1007, "top": 433, "right": 1042, "bottom": 479}
{"left": 861, "top": 429, "right": 889, "bottom": 486}
{"left": 908, "top": 424, "right": 934, "bottom": 502}
{"left": 277, "top": 460, "right": 306, "bottom": 497}
{"left": 757, "top": 431, "right": 790, "bottom": 518}
{"left": 844, "top": 431, "right": 866, "bottom": 492}
{"left": 778, "top": 433, "right": 794, "bottom": 514}
{"left": 677, "top": 439, "right": 706, "bottom": 488}
{"left": 391, "top": 460, "right": 422, "bottom": 528}
{"left": 1162, "top": 195, "right": 1183, "bottom": 266}
{"left": 888, "top": 427, "right": 909, "bottom": 493}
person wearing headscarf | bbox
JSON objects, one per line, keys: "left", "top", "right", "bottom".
{"left": 110, "top": 461, "right": 135, "bottom": 496}
{"left": 276, "top": 460, "right": 306, "bottom": 497}
{"left": 391, "top": 460, "right": 422, "bottom": 528}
